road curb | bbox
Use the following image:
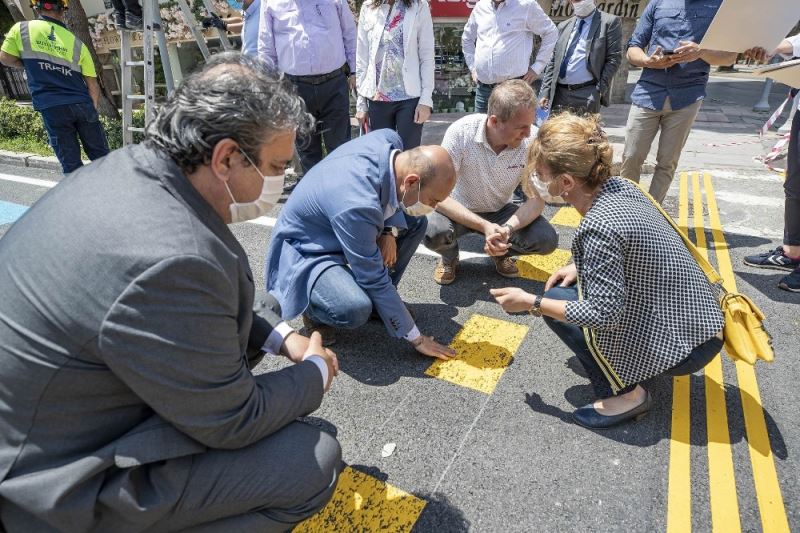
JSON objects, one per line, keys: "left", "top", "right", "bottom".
{"left": 0, "top": 150, "right": 33, "bottom": 167}
{"left": 0, "top": 150, "right": 72, "bottom": 172}
{"left": 25, "top": 155, "right": 63, "bottom": 171}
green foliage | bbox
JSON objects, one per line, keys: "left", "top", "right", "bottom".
{"left": 0, "top": 0, "right": 14, "bottom": 36}
{"left": 0, "top": 97, "right": 145, "bottom": 153}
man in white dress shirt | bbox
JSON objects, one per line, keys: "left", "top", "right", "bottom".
{"left": 539, "top": 0, "right": 622, "bottom": 114}
{"left": 461, "top": 0, "right": 557, "bottom": 114}
{"left": 424, "top": 80, "right": 558, "bottom": 285}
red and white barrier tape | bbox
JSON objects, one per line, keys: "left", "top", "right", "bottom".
{"left": 760, "top": 92, "right": 795, "bottom": 136}
{"left": 704, "top": 138, "right": 765, "bottom": 148}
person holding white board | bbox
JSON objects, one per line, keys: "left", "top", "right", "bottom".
{"left": 619, "top": 0, "right": 738, "bottom": 204}
{"left": 743, "top": 35, "right": 800, "bottom": 292}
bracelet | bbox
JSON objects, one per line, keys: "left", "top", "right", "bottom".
{"left": 528, "top": 294, "right": 543, "bottom": 317}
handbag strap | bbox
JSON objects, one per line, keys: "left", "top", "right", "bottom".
{"left": 629, "top": 180, "right": 726, "bottom": 288}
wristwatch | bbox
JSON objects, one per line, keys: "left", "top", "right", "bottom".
{"left": 502, "top": 223, "right": 515, "bottom": 235}
{"left": 382, "top": 227, "right": 399, "bottom": 237}
{"left": 528, "top": 294, "right": 543, "bottom": 317}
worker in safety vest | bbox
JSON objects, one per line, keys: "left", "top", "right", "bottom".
{"left": 1, "top": 0, "right": 109, "bottom": 174}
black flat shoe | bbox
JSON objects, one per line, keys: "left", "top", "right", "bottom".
{"left": 572, "top": 390, "right": 652, "bottom": 430}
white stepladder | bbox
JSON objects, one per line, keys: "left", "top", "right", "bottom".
{"left": 118, "top": 0, "right": 233, "bottom": 145}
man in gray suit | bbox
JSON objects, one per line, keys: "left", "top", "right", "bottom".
{"left": 539, "top": 0, "right": 622, "bottom": 114}
{"left": 0, "top": 53, "right": 341, "bottom": 532}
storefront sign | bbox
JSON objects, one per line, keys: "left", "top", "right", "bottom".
{"left": 549, "top": 1, "right": 646, "bottom": 19}
{"left": 430, "top": 0, "right": 476, "bottom": 19}
{"left": 430, "top": 0, "right": 648, "bottom": 20}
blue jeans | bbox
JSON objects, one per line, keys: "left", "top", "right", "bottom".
{"left": 542, "top": 284, "right": 723, "bottom": 399}
{"left": 40, "top": 102, "right": 109, "bottom": 174}
{"left": 474, "top": 83, "right": 494, "bottom": 114}
{"left": 306, "top": 212, "right": 427, "bottom": 328}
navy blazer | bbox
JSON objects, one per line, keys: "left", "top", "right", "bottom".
{"left": 265, "top": 129, "right": 415, "bottom": 337}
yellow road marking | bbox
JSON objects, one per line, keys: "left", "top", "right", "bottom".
{"left": 550, "top": 206, "right": 582, "bottom": 227}
{"left": 703, "top": 172, "right": 790, "bottom": 533}
{"left": 295, "top": 466, "right": 426, "bottom": 533}
{"left": 425, "top": 314, "right": 529, "bottom": 394}
{"left": 666, "top": 172, "right": 692, "bottom": 533}
{"left": 692, "top": 172, "right": 742, "bottom": 533}
{"left": 516, "top": 248, "right": 572, "bottom": 282}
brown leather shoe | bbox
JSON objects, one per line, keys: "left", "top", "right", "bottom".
{"left": 493, "top": 255, "right": 519, "bottom": 278}
{"left": 302, "top": 314, "right": 337, "bottom": 347}
{"left": 434, "top": 258, "right": 458, "bottom": 285}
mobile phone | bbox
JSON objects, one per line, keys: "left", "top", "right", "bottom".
{"left": 662, "top": 50, "right": 676, "bottom": 55}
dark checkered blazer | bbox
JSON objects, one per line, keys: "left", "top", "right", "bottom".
{"left": 564, "top": 177, "right": 724, "bottom": 392}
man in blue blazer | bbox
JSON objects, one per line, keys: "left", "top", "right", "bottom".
{"left": 266, "top": 129, "right": 457, "bottom": 357}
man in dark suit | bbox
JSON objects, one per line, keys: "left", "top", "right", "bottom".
{"left": 0, "top": 53, "right": 341, "bottom": 532}
{"left": 539, "top": 0, "right": 622, "bottom": 114}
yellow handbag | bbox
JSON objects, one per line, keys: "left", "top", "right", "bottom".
{"left": 634, "top": 182, "right": 775, "bottom": 365}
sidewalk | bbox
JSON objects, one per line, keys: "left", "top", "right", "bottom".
{"left": 1, "top": 69, "right": 791, "bottom": 174}
{"left": 423, "top": 69, "right": 793, "bottom": 173}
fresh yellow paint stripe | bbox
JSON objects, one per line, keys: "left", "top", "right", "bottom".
{"left": 550, "top": 206, "right": 582, "bottom": 227}
{"left": 425, "top": 314, "right": 529, "bottom": 394}
{"left": 703, "top": 172, "right": 790, "bottom": 533}
{"left": 295, "top": 466, "right": 426, "bottom": 533}
{"left": 666, "top": 172, "right": 692, "bottom": 533}
{"left": 692, "top": 172, "right": 742, "bottom": 533}
{"left": 516, "top": 248, "right": 573, "bottom": 282}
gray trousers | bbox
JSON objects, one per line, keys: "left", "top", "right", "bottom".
{"left": 620, "top": 97, "right": 702, "bottom": 204}
{"left": 551, "top": 84, "right": 600, "bottom": 115}
{"left": 424, "top": 203, "right": 558, "bottom": 263}
{"left": 150, "top": 421, "right": 342, "bottom": 532}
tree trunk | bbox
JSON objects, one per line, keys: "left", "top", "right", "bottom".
{"left": 1, "top": 0, "right": 25, "bottom": 22}
{"left": 64, "top": 1, "right": 120, "bottom": 119}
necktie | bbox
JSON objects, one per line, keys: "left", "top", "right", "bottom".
{"left": 559, "top": 18, "right": 586, "bottom": 80}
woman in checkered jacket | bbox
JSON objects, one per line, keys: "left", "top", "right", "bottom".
{"left": 491, "top": 113, "right": 724, "bottom": 430}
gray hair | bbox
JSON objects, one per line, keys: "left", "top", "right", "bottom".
{"left": 146, "top": 52, "right": 313, "bottom": 173}
{"left": 487, "top": 79, "right": 537, "bottom": 122}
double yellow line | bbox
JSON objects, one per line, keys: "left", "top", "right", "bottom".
{"left": 666, "top": 172, "right": 789, "bottom": 533}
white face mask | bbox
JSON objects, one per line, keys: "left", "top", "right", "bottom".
{"left": 225, "top": 150, "right": 285, "bottom": 224}
{"left": 531, "top": 172, "right": 566, "bottom": 204}
{"left": 572, "top": 0, "right": 596, "bottom": 17}
{"left": 400, "top": 177, "right": 434, "bottom": 217}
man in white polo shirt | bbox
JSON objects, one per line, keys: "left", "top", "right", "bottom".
{"left": 424, "top": 80, "right": 558, "bottom": 285}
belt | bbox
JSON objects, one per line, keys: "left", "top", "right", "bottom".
{"left": 556, "top": 79, "right": 598, "bottom": 91}
{"left": 286, "top": 66, "right": 347, "bottom": 85}
{"left": 477, "top": 75, "right": 525, "bottom": 89}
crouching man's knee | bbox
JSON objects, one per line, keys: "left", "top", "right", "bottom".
{"left": 260, "top": 425, "right": 343, "bottom": 527}
{"left": 515, "top": 218, "right": 559, "bottom": 256}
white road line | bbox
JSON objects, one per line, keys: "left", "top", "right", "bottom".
{"left": 249, "top": 215, "right": 489, "bottom": 261}
{"left": 714, "top": 190, "right": 784, "bottom": 208}
{"left": 708, "top": 170, "right": 783, "bottom": 182}
{"left": 1, "top": 172, "right": 492, "bottom": 261}
{"left": 0, "top": 173, "right": 58, "bottom": 189}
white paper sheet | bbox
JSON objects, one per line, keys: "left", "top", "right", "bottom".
{"left": 699, "top": 0, "right": 800, "bottom": 53}
{"left": 753, "top": 59, "right": 800, "bottom": 89}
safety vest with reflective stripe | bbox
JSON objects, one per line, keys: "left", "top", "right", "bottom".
{"left": 0, "top": 17, "right": 94, "bottom": 110}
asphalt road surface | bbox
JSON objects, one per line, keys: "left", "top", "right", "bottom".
{"left": 0, "top": 159, "right": 797, "bottom": 532}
